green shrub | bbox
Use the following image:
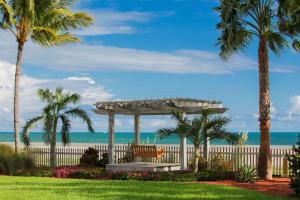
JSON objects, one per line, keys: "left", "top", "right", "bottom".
{"left": 189, "top": 156, "right": 208, "bottom": 171}
{"left": 13, "top": 154, "right": 35, "bottom": 170}
{"left": 159, "top": 171, "right": 196, "bottom": 182}
{"left": 198, "top": 156, "right": 208, "bottom": 170}
{"left": 111, "top": 172, "right": 130, "bottom": 180}
{"left": 211, "top": 154, "right": 233, "bottom": 171}
{"left": 118, "top": 150, "right": 133, "bottom": 164}
{"left": 0, "top": 153, "right": 35, "bottom": 175}
{"left": 98, "top": 153, "right": 109, "bottom": 168}
{"left": 68, "top": 171, "right": 93, "bottom": 179}
{"left": 287, "top": 137, "right": 300, "bottom": 197}
{"left": 111, "top": 171, "right": 197, "bottom": 182}
{"left": 79, "top": 148, "right": 100, "bottom": 167}
{"left": 0, "top": 144, "right": 14, "bottom": 156}
{"left": 0, "top": 154, "right": 15, "bottom": 175}
{"left": 235, "top": 165, "right": 256, "bottom": 183}
{"left": 16, "top": 168, "right": 52, "bottom": 177}
{"left": 197, "top": 170, "right": 235, "bottom": 181}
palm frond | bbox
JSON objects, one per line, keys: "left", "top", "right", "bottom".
{"left": 215, "top": 0, "right": 255, "bottom": 60}
{"left": 51, "top": 33, "right": 79, "bottom": 46}
{"left": 22, "top": 116, "right": 43, "bottom": 146}
{"left": 64, "top": 108, "right": 94, "bottom": 133}
{"left": 42, "top": 105, "right": 54, "bottom": 144}
{"left": 204, "top": 116, "right": 230, "bottom": 132}
{"left": 292, "top": 39, "right": 300, "bottom": 52}
{"left": 267, "top": 31, "right": 289, "bottom": 55}
{"left": 216, "top": 0, "right": 291, "bottom": 59}
{"left": 208, "top": 129, "right": 241, "bottom": 145}
{"left": 156, "top": 128, "right": 177, "bottom": 139}
{"left": 57, "top": 92, "right": 80, "bottom": 110}
{"left": 0, "top": 0, "right": 14, "bottom": 29}
{"left": 37, "top": 88, "right": 53, "bottom": 103}
{"left": 31, "top": 26, "right": 59, "bottom": 46}
{"left": 7, "top": 0, "right": 92, "bottom": 47}
{"left": 59, "top": 114, "right": 71, "bottom": 146}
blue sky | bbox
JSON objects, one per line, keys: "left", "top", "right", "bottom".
{"left": 0, "top": 0, "right": 299, "bottom": 132}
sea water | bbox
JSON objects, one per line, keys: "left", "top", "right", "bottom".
{"left": 0, "top": 132, "right": 299, "bottom": 145}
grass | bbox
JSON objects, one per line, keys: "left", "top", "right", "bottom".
{"left": 0, "top": 176, "right": 295, "bottom": 200}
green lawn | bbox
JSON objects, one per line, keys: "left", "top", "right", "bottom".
{"left": 0, "top": 176, "right": 294, "bottom": 200}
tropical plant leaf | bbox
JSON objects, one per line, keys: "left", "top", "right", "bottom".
{"left": 22, "top": 116, "right": 43, "bottom": 146}
{"left": 64, "top": 108, "right": 95, "bottom": 133}
{"left": 60, "top": 114, "right": 71, "bottom": 146}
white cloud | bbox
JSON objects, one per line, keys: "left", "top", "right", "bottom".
{"left": 271, "top": 67, "right": 295, "bottom": 73}
{"left": 64, "top": 76, "right": 96, "bottom": 84}
{"left": 0, "top": 32, "right": 253, "bottom": 74}
{"left": 0, "top": 60, "right": 113, "bottom": 131}
{"left": 0, "top": 31, "right": 295, "bottom": 75}
{"left": 288, "top": 95, "right": 300, "bottom": 118}
{"left": 270, "top": 102, "right": 277, "bottom": 118}
{"left": 75, "top": 10, "right": 157, "bottom": 36}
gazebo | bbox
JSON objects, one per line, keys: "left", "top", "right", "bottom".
{"left": 94, "top": 98, "right": 227, "bottom": 172}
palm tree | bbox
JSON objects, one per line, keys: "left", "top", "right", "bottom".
{"left": 0, "top": 0, "right": 93, "bottom": 153}
{"left": 215, "top": 0, "right": 290, "bottom": 180}
{"left": 22, "top": 88, "right": 95, "bottom": 168}
{"left": 157, "top": 110, "right": 240, "bottom": 173}
{"left": 278, "top": 0, "right": 300, "bottom": 51}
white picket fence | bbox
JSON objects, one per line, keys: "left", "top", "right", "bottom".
{"left": 24, "top": 144, "right": 294, "bottom": 176}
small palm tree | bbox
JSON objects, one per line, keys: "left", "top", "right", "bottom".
{"left": 0, "top": 0, "right": 93, "bottom": 153}
{"left": 215, "top": 0, "right": 294, "bottom": 180}
{"left": 157, "top": 110, "right": 240, "bottom": 173}
{"left": 22, "top": 88, "right": 95, "bottom": 168}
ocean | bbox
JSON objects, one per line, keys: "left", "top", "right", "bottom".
{"left": 0, "top": 132, "right": 299, "bottom": 145}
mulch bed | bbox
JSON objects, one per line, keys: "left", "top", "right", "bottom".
{"left": 200, "top": 178, "right": 293, "bottom": 197}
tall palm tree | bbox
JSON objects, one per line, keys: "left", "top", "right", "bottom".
{"left": 0, "top": 0, "right": 93, "bottom": 153}
{"left": 278, "top": 0, "right": 300, "bottom": 51}
{"left": 22, "top": 88, "right": 95, "bottom": 168}
{"left": 157, "top": 110, "right": 240, "bottom": 173}
{"left": 215, "top": 0, "right": 290, "bottom": 180}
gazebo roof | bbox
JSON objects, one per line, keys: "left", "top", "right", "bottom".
{"left": 94, "top": 98, "right": 227, "bottom": 115}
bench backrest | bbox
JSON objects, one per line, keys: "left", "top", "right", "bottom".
{"left": 131, "top": 145, "right": 158, "bottom": 157}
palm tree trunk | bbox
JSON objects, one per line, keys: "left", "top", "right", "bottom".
{"left": 257, "top": 36, "right": 272, "bottom": 180}
{"left": 50, "top": 118, "right": 58, "bottom": 168}
{"left": 14, "top": 42, "right": 24, "bottom": 153}
{"left": 194, "top": 145, "right": 200, "bottom": 173}
{"left": 50, "top": 132, "right": 57, "bottom": 168}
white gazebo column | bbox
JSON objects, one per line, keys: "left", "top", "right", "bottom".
{"left": 108, "top": 113, "right": 115, "bottom": 164}
{"left": 203, "top": 135, "right": 210, "bottom": 167}
{"left": 134, "top": 114, "right": 140, "bottom": 144}
{"left": 180, "top": 112, "right": 187, "bottom": 170}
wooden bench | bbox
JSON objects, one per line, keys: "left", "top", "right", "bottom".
{"left": 131, "top": 145, "right": 165, "bottom": 161}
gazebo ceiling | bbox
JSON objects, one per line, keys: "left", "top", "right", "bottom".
{"left": 94, "top": 98, "right": 227, "bottom": 115}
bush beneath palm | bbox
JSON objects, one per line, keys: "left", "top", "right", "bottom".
{"left": 235, "top": 165, "right": 257, "bottom": 183}
{"left": 189, "top": 156, "right": 208, "bottom": 171}
{"left": 211, "top": 154, "right": 232, "bottom": 172}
